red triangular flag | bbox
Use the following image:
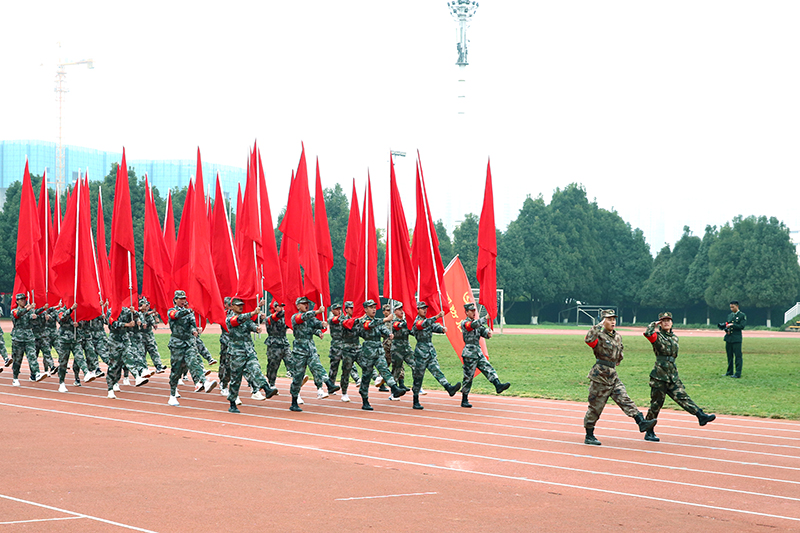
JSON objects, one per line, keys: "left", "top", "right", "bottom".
{"left": 37, "top": 170, "right": 60, "bottom": 306}
{"left": 163, "top": 190, "right": 177, "bottom": 263}
{"left": 258, "top": 148, "right": 284, "bottom": 303}
{"left": 109, "top": 148, "right": 138, "bottom": 317}
{"left": 15, "top": 159, "right": 44, "bottom": 305}
{"left": 211, "top": 173, "right": 239, "bottom": 299}
{"left": 95, "top": 188, "right": 112, "bottom": 304}
{"left": 142, "top": 175, "right": 173, "bottom": 322}
{"left": 383, "top": 154, "right": 417, "bottom": 319}
{"left": 477, "top": 159, "right": 498, "bottom": 327}
{"left": 411, "top": 154, "right": 447, "bottom": 317}
{"left": 343, "top": 179, "right": 361, "bottom": 305}
{"left": 314, "top": 158, "right": 333, "bottom": 308}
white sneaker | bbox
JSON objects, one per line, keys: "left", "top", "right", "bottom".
{"left": 235, "top": 396, "right": 242, "bottom": 405}
{"left": 107, "top": 391, "right": 116, "bottom": 399}
{"left": 34, "top": 372, "right": 48, "bottom": 382}
{"left": 389, "top": 394, "right": 400, "bottom": 401}
{"left": 251, "top": 391, "right": 266, "bottom": 401}
{"left": 123, "top": 377, "right": 131, "bottom": 386}
{"left": 142, "top": 368, "right": 154, "bottom": 378}
{"left": 375, "top": 376, "right": 384, "bottom": 388}
{"left": 12, "top": 379, "right": 20, "bottom": 387}
{"left": 58, "top": 383, "right": 68, "bottom": 393}
{"left": 194, "top": 381, "right": 204, "bottom": 393}
{"left": 316, "top": 388, "right": 329, "bottom": 399}
{"left": 297, "top": 395, "right": 304, "bottom": 405}
{"left": 341, "top": 394, "right": 350, "bottom": 402}
{"left": 178, "top": 378, "right": 185, "bottom": 386}
{"left": 113, "top": 383, "right": 121, "bottom": 392}
{"left": 203, "top": 379, "right": 218, "bottom": 393}
{"left": 175, "top": 391, "right": 181, "bottom": 398}
{"left": 285, "top": 371, "right": 292, "bottom": 378}
{"left": 84, "top": 371, "right": 97, "bottom": 383}
{"left": 220, "top": 387, "right": 229, "bottom": 396}
{"left": 419, "top": 388, "right": 427, "bottom": 395}
{"left": 134, "top": 376, "right": 149, "bottom": 387}
{"left": 168, "top": 395, "right": 180, "bottom": 406}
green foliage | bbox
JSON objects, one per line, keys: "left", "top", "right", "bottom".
{"left": 435, "top": 219, "right": 454, "bottom": 266}
{"left": 639, "top": 226, "right": 701, "bottom": 317}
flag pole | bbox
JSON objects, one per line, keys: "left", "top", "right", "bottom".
{"left": 44, "top": 170, "right": 49, "bottom": 305}
{"left": 89, "top": 182, "right": 103, "bottom": 305}
{"left": 387, "top": 161, "right": 394, "bottom": 315}
{"left": 74, "top": 170, "right": 81, "bottom": 338}
{"left": 363, "top": 181, "right": 369, "bottom": 306}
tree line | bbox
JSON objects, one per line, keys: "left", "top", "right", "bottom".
{"left": 2, "top": 170, "right": 798, "bottom": 325}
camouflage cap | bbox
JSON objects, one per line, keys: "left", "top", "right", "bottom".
{"left": 600, "top": 309, "right": 617, "bottom": 319}
{"left": 464, "top": 302, "right": 476, "bottom": 311}
{"left": 295, "top": 296, "right": 310, "bottom": 306}
{"left": 393, "top": 302, "right": 404, "bottom": 309}
{"left": 381, "top": 303, "right": 391, "bottom": 312}
{"left": 139, "top": 297, "right": 149, "bottom": 306}
{"left": 331, "top": 303, "right": 342, "bottom": 310}
{"left": 658, "top": 311, "right": 673, "bottom": 320}
{"left": 344, "top": 301, "right": 354, "bottom": 309}
{"left": 363, "top": 299, "right": 377, "bottom": 309}
{"left": 15, "top": 293, "right": 27, "bottom": 300}
{"left": 223, "top": 297, "right": 232, "bottom": 305}
{"left": 417, "top": 301, "right": 428, "bottom": 309}
{"left": 230, "top": 297, "right": 245, "bottom": 306}
{"left": 272, "top": 300, "right": 285, "bottom": 309}
{"left": 174, "top": 290, "right": 187, "bottom": 299}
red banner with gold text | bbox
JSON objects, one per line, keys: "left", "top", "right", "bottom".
{"left": 443, "top": 256, "right": 488, "bottom": 371}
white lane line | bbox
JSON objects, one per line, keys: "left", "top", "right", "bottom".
{"left": 4, "top": 387, "right": 800, "bottom": 481}
{"left": 0, "top": 516, "right": 84, "bottom": 525}
{"left": 0, "top": 402, "right": 798, "bottom": 524}
{"left": 0, "top": 494, "right": 158, "bottom": 532}
{"left": 335, "top": 492, "right": 438, "bottom": 501}
{"left": 1, "top": 399, "right": 799, "bottom": 506}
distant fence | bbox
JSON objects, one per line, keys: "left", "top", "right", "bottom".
{"left": 785, "top": 303, "right": 800, "bottom": 324}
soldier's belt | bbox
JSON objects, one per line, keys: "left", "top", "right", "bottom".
{"left": 656, "top": 356, "right": 676, "bottom": 363}
{"left": 171, "top": 334, "right": 193, "bottom": 341}
{"left": 595, "top": 359, "right": 616, "bottom": 368}
{"left": 464, "top": 342, "right": 481, "bottom": 346}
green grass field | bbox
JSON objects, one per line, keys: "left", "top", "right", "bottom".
{"left": 6, "top": 331, "right": 799, "bottom": 419}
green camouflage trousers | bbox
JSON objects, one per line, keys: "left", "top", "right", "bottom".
{"left": 289, "top": 340, "right": 328, "bottom": 397}
{"left": 391, "top": 342, "right": 414, "bottom": 383}
{"left": 79, "top": 334, "right": 101, "bottom": 373}
{"left": 106, "top": 335, "right": 144, "bottom": 390}
{"left": 583, "top": 368, "right": 640, "bottom": 429}
{"left": 196, "top": 336, "right": 213, "bottom": 363}
{"left": 266, "top": 339, "right": 292, "bottom": 387}
{"left": 327, "top": 342, "right": 343, "bottom": 383}
{"left": 12, "top": 339, "right": 39, "bottom": 379}
{"left": 646, "top": 377, "right": 700, "bottom": 420}
{"left": 227, "top": 344, "right": 268, "bottom": 402}
{"left": 141, "top": 332, "right": 164, "bottom": 369}
{"left": 218, "top": 340, "right": 230, "bottom": 388}
{"left": 35, "top": 335, "right": 56, "bottom": 371}
{"left": 461, "top": 345, "right": 498, "bottom": 394}
{"left": 412, "top": 343, "right": 449, "bottom": 394}
{"left": 0, "top": 332, "right": 7, "bottom": 363}
{"left": 92, "top": 331, "right": 110, "bottom": 364}
{"left": 359, "top": 341, "right": 396, "bottom": 399}
{"left": 339, "top": 344, "right": 360, "bottom": 395}
{"left": 168, "top": 338, "right": 207, "bottom": 395}
{"left": 56, "top": 337, "right": 89, "bottom": 382}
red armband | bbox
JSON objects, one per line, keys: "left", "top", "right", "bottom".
{"left": 586, "top": 338, "right": 599, "bottom": 348}
{"left": 464, "top": 320, "right": 474, "bottom": 332}
{"left": 415, "top": 320, "right": 425, "bottom": 330}
{"left": 292, "top": 313, "right": 304, "bottom": 325}
{"left": 363, "top": 320, "right": 372, "bottom": 331}
{"left": 342, "top": 317, "right": 356, "bottom": 329}
{"left": 12, "top": 309, "right": 19, "bottom": 319}
{"left": 250, "top": 313, "right": 259, "bottom": 322}
{"left": 230, "top": 316, "right": 240, "bottom": 328}
{"left": 331, "top": 315, "right": 341, "bottom": 325}
{"left": 393, "top": 321, "right": 401, "bottom": 331}
{"left": 644, "top": 332, "right": 657, "bottom": 343}
{"left": 168, "top": 310, "right": 179, "bottom": 320}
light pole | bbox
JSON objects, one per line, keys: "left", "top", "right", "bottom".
{"left": 54, "top": 43, "right": 94, "bottom": 195}
{"left": 447, "top": 1, "right": 478, "bottom": 115}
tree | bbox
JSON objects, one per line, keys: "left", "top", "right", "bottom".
{"left": 453, "top": 213, "right": 480, "bottom": 287}
{"left": 434, "top": 219, "right": 454, "bottom": 267}
{"left": 686, "top": 225, "right": 718, "bottom": 324}
{"left": 639, "top": 226, "right": 700, "bottom": 322}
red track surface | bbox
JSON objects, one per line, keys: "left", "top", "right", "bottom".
{"left": 2, "top": 362, "right": 799, "bottom": 532}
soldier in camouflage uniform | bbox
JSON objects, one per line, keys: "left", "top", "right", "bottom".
{"left": 224, "top": 297, "right": 279, "bottom": 413}
{"left": 90, "top": 308, "right": 111, "bottom": 369}
{"left": 54, "top": 303, "right": 97, "bottom": 391}
{"left": 389, "top": 303, "right": 414, "bottom": 397}
{"left": 106, "top": 306, "right": 150, "bottom": 398}
{"left": 459, "top": 303, "right": 510, "bottom": 408}
{"left": 327, "top": 303, "right": 344, "bottom": 384}
{"left": 10, "top": 294, "right": 49, "bottom": 384}
{"left": 338, "top": 301, "right": 362, "bottom": 403}
{"left": 287, "top": 297, "right": 340, "bottom": 412}
{"left": 356, "top": 300, "right": 406, "bottom": 410}
{"left": 410, "top": 301, "right": 461, "bottom": 410}
{"left": 33, "top": 304, "right": 56, "bottom": 375}
{"left": 373, "top": 304, "right": 394, "bottom": 393}
{"left": 0, "top": 319, "right": 9, "bottom": 369}
{"left": 264, "top": 301, "right": 292, "bottom": 388}
{"left": 78, "top": 319, "right": 104, "bottom": 378}
{"left": 218, "top": 297, "right": 233, "bottom": 395}
{"left": 166, "top": 290, "right": 217, "bottom": 406}
{"left": 139, "top": 298, "right": 166, "bottom": 373}
{"left": 583, "top": 309, "right": 656, "bottom": 445}
{"left": 44, "top": 306, "right": 60, "bottom": 371}
{"left": 195, "top": 327, "right": 217, "bottom": 366}
{"left": 642, "top": 312, "right": 716, "bottom": 441}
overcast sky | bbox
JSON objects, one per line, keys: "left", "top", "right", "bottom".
{"left": 2, "top": 1, "right": 799, "bottom": 254}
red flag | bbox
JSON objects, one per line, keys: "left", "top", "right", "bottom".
{"left": 351, "top": 174, "right": 380, "bottom": 307}
{"left": 163, "top": 190, "right": 177, "bottom": 263}
{"left": 109, "top": 148, "right": 138, "bottom": 317}
{"left": 258, "top": 148, "right": 284, "bottom": 302}
{"left": 411, "top": 155, "right": 447, "bottom": 317}
{"left": 235, "top": 143, "right": 264, "bottom": 308}
{"left": 173, "top": 180, "right": 194, "bottom": 292}
{"left": 211, "top": 173, "right": 239, "bottom": 299}
{"left": 343, "top": 179, "right": 361, "bottom": 305}
{"left": 51, "top": 176, "right": 102, "bottom": 320}
{"left": 477, "top": 159, "right": 498, "bottom": 327}
{"left": 142, "top": 175, "right": 173, "bottom": 322}
{"left": 279, "top": 170, "right": 303, "bottom": 320}
{"left": 95, "top": 188, "right": 112, "bottom": 303}
{"left": 37, "top": 170, "right": 59, "bottom": 305}
{"left": 235, "top": 183, "right": 243, "bottom": 247}
{"left": 54, "top": 184, "right": 63, "bottom": 240}
{"left": 443, "top": 256, "right": 489, "bottom": 367}
{"left": 383, "top": 155, "right": 417, "bottom": 318}
{"left": 314, "top": 158, "right": 333, "bottom": 308}
{"left": 15, "top": 159, "right": 44, "bottom": 305}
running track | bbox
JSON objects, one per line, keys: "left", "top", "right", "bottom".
{"left": 1, "top": 364, "right": 799, "bottom": 532}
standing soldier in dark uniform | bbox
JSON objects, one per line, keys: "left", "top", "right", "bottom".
{"left": 389, "top": 303, "right": 414, "bottom": 400}
{"left": 167, "top": 290, "right": 217, "bottom": 406}
{"left": 459, "top": 303, "right": 510, "bottom": 408}
{"left": 225, "top": 297, "right": 278, "bottom": 413}
{"left": 642, "top": 312, "right": 716, "bottom": 442}
{"left": 33, "top": 304, "right": 56, "bottom": 375}
{"left": 54, "top": 303, "right": 97, "bottom": 392}
{"left": 139, "top": 298, "right": 166, "bottom": 373}
{"left": 410, "top": 301, "right": 461, "bottom": 410}
{"left": 10, "top": 294, "right": 49, "bottom": 385}
{"left": 583, "top": 309, "right": 656, "bottom": 445}
{"left": 287, "top": 297, "right": 339, "bottom": 412}
{"left": 264, "top": 301, "right": 293, "bottom": 388}
{"left": 718, "top": 300, "right": 746, "bottom": 378}
{"left": 357, "top": 300, "right": 406, "bottom": 410}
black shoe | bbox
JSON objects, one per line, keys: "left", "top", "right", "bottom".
{"left": 228, "top": 401, "right": 240, "bottom": 413}
{"left": 697, "top": 411, "right": 716, "bottom": 426}
{"left": 732, "top": 374, "right": 741, "bottom": 379}
{"left": 3, "top": 359, "right": 11, "bottom": 368}
{"left": 390, "top": 384, "right": 407, "bottom": 398}
{"left": 634, "top": 413, "right": 657, "bottom": 433}
{"left": 378, "top": 384, "right": 390, "bottom": 392}
{"left": 290, "top": 397, "right": 303, "bottom": 412}
{"left": 262, "top": 385, "right": 279, "bottom": 399}
{"left": 724, "top": 372, "right": 733, "bottom": 377}
{"left": 644, "top": 430, "right": 660, "bottom": 442}
{"left": 95, "top": 370, "right": 105, "bottom": 378}
{"left": 412, "top": 393, "right": 423, "bottom": 410}
{"left": 326, "top": 380, "right": 341, "bottom": 394}
{"left": 461, "top": 393, "right": 472, "bottom": 408}
{"left": 445, "top": 382, "right": 462, "bottom": 397}
{"left": 398, "top": 379, "right": 410, "bottom": 392}
{"left": 362, "top": 400, "right": 373, "bottom": 411}
{"left": 493, "top": 380, "right": 511, "bottom": 394}
{"left": 584, "top": 428, "right": 601, "bottom": 445}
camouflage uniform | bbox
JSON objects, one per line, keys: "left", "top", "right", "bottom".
{"left": 78, "top": 320, "right": 101, "bottom": 374}
{"left": 106, "top": 308, "right": 144, "bottom": 390}
{"left": 55, "top": 308, "right": 90, "bottom": 383}
{"left": 140, "top": 311, "right": 165, "bottom": 371}
{"left": 0, "top": 322, "right": 8, "bottom": 365}
{"left": 459, "top": 316, "right": 499, "bottom": 394}
{"left": 583, "top": 323, "right": 642, "bottom": 430}
{"left": 722, "top": 308, "right": 747, "bottom": 378}
{"left": 90, "top": 313, "right": 111, "bottom": 365}
{"left": 226, "top": 310, "right": 270, "bottom": 402}
{"left": 288, "top": 310, "right": 329, "bottom": 397}
{"left": 339, "top": 314, "right": 361, "bottom": 396}
{"left": 390, "top": 317, "right": 414, "bottom": 385}
{"left": 167, "top": 305, "right": 207, "bottom": 396}
{"left": 45, "top": 307, "right": 60, "bottom": 364}
{"left": 358, "top": 315, "right": 398, "bottom": 402}
{"left": 327, "top": 311, "right": 344, "bottom": 384}
{"left": 219, "top": 309, "right": 233, "bottom": 390}
{"left": 11, "top": 305, "right": 44, "bottom": 379}
{"left": 264, "top": 310, "right": 292, "bottom": 387}
{"left": 195, "top": 330, "right": 215, "bottom": 364}
{"left": 33, "top": 307, "right": 56, "bottom": 373}
{"left": 410, "top": 316, "right": 451, "bottom": 394}
{"left": 128, "top": 310, "right": 147, "bottom": 370}
{"left": 643, "top": 321, "right": 701, "bottom": 420}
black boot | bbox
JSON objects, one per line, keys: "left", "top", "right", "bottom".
{"left": 644, "top": 429, "right": 659, "bottom": 442}
{"left": 228, "top": 400, "right": 240, "bottom": 413}
{"left": 634, "top": 413, "right": 657, "bottom": 433}
{"left": 378, "top": 384, "right": 390, "bottom": 392}
{"left": 290, "top": 396, "right": 303, "bottom": 412}
{"left": 413, "top": 393, "right": 423, "bottom": 410}
{"left": 492, "top": 378, "right": 511, "bottom": 394}
{"left": 262, "top": 384, "right": 278, "bottom": 399}
{"left": 584, "top": 427, "right": 601, "bottom": 445}
{"left": 398, "top": 379, "right": 410, "bottom": 392}
{"left": 461, "top": 393, "right": 472, "bottom": 408}
{"left": 362, "top": 398, "right": 373, "bottom": 411}
{"left": 697, "top": 410, "right": 716, "bottom": 426}
{"left": 390, "top": 384, "right": 407, "bottom": 398}
{"left": 326, "top": 379, "right": 341, "bottom": 394}
{"left": 445, "top": 382, "right": 462, "bottom": 397}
